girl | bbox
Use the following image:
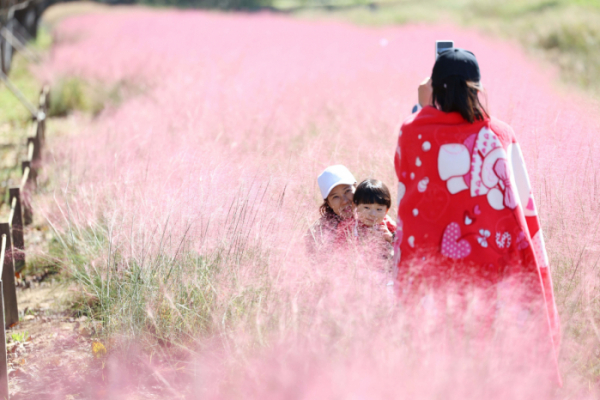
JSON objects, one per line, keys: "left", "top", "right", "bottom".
{"left": 336, "top": 178, "right": 397, "bottom": 263}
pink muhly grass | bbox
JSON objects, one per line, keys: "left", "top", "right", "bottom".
{"left": 28, "top": 9, "right": 600, "bottom": 399}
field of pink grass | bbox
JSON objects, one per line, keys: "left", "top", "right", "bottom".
{"left": 31, "top": 7, "right": 600, "bottom": 399}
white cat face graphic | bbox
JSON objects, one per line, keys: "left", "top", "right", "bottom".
{"left": 437, "top": 127, "right": 517, "bottom": 210}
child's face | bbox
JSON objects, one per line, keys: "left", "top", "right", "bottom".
{"left": 356, "top": 203, "right": 388, "bottom": 227}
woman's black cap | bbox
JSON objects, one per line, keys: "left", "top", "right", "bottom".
{"left": 431, "top": 48, "right": 480, "bottom": 85}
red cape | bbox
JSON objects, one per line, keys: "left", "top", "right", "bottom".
{"left": 394, "top": 106, "right": 560, "bottom": 377}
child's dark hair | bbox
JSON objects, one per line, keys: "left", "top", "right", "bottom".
{"left": 353, "top": 179, "right": 391, "bottom": 209}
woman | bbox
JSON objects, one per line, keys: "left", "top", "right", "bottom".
{"left": 306, "top": 164, "right": 357, "bottom": 254}
{"left": 394, "top": 49, "right": 560, "bottom": 379}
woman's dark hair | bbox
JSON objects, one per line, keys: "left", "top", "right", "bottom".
{"left": 431, "top": 76, "right": 488, "bottom": 123}
{"left": 319, "top": 200, "right": 335, "bottom": 217}
{"left": 353, "top": 179, "right": 391, "bottom": 209}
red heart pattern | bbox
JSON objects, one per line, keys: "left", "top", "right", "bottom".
{"left": 441, "top": 222, "right": 471, "bottom": 259}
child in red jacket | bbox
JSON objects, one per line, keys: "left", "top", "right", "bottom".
{"left": 337, "top": 179, "right": 397, "bottom": 267}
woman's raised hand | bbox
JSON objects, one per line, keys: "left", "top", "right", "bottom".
{"left": 418, "top": 77, "right": 433, "bottom": 108}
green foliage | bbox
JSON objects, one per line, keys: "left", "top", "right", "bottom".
{"left": 50, "top": 219, "right": 271, "bottom": 344}
{"left": 30, "top": 25, "right": 53, "bottom": 52}
{"left": 139, "top": 0, "right": 274, "bottom": 10}
{"left": 48, "top": 77, "right": 91, "bottom": 117}
{"left": 48, "top": 77, "right": 135, "bottom": 118}
{"left": 498, "top": 4, "right": 598, "bottom": 87}
{"left": 10, "top": 331, "right": 29, "bottom": 342}
{"left": 22, "top": 252, "right": 62, "bottom": 279}
{"left": 0, "top": 25, "right": 54, "bottom": 125}
{"left": 0, "top": 54, "right": 39, "bottom": 124}
{"left": 537, "top": 22, "right": 599, "bottom": 53}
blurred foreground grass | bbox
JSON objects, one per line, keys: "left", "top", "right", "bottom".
{"left": 289, "top": 0, "right": 600, "bottom": 97}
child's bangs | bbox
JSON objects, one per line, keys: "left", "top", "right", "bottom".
{"left": 354, "top": 179, "right": 392, "bottom": 209}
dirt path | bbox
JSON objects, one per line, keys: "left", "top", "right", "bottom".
{"left": 6, "top": 280, "right": 104, "bottom": 398}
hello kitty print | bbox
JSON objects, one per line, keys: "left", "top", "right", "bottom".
{"left": 438, "top": 127, "right": 518, "bottom": 210}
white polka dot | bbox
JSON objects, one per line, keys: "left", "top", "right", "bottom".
{"left": 412, "top": 209, "right": 419, "bottom": 216}
{"left": 417, "top": 177, "right": 429, "bottom": 192}
{"left": 422, "top": 141, "right": 431, "bottom": 152}
{"left": 410, "top": 172, "right": 415, "bottom": 180}
{"left": 396, "top": 182, "right": 406, "bottom": 207}
{"left": 416, "top": 157, "right": 422, "bottom": 167}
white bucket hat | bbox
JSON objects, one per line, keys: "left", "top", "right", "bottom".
{"left": 318, "top": 165, "right": 357, "bottom": 199}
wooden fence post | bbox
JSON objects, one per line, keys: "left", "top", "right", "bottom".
{"left": 0, "top": 234, "right": 9, "bottom": 400}
{"left": 21, "top": 161, "right": 34, "bottom": 225}
{"left": 27, "top": 136, "right": 40, "bottom": 162}
{"left": 36, "top": 115, "right": 45, "bottom": 146}
{"left": 0, "top": 224, "right": 18, "bottom": 328}
{"left": 9, "top": 188, "right": 25, "bottom": 273}
{"left": 36, "top": 86, "right": 47, "bottom": 147}
{"left": 0, "top": 285, "right": 8, "bottom": 400}
{"left": 39, "top": 84, "right": 49, "bottom": 114}
{"left": 0, "top": 284, "right": 8, "bottom": 400}
{"left": 21, "top": 161, "right": 33, "bottom": 184}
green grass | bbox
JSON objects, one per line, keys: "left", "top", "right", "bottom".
{"left": 0, "top": 25, "right": 52, "bottom": 125}
{"left": 48, "top": 77, "right": 103, "bottom": 117}
{"left": 0, "top": 53, "right": 40, "bottom": 124}
{"left": 30, "top": 24, "right": 53, "bottom": 52}
{"left": 10, "top": 330, "right": 30, "bottom": 342}
{"left": 47, "top": 217, "right": 271, "bottom": 343}
{"left": 48, "top": 77, "right": 139, "bottom": 118}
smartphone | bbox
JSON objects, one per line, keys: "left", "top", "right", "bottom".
{"left": 436, "top": 40, "right": 454, "bottom": 59}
